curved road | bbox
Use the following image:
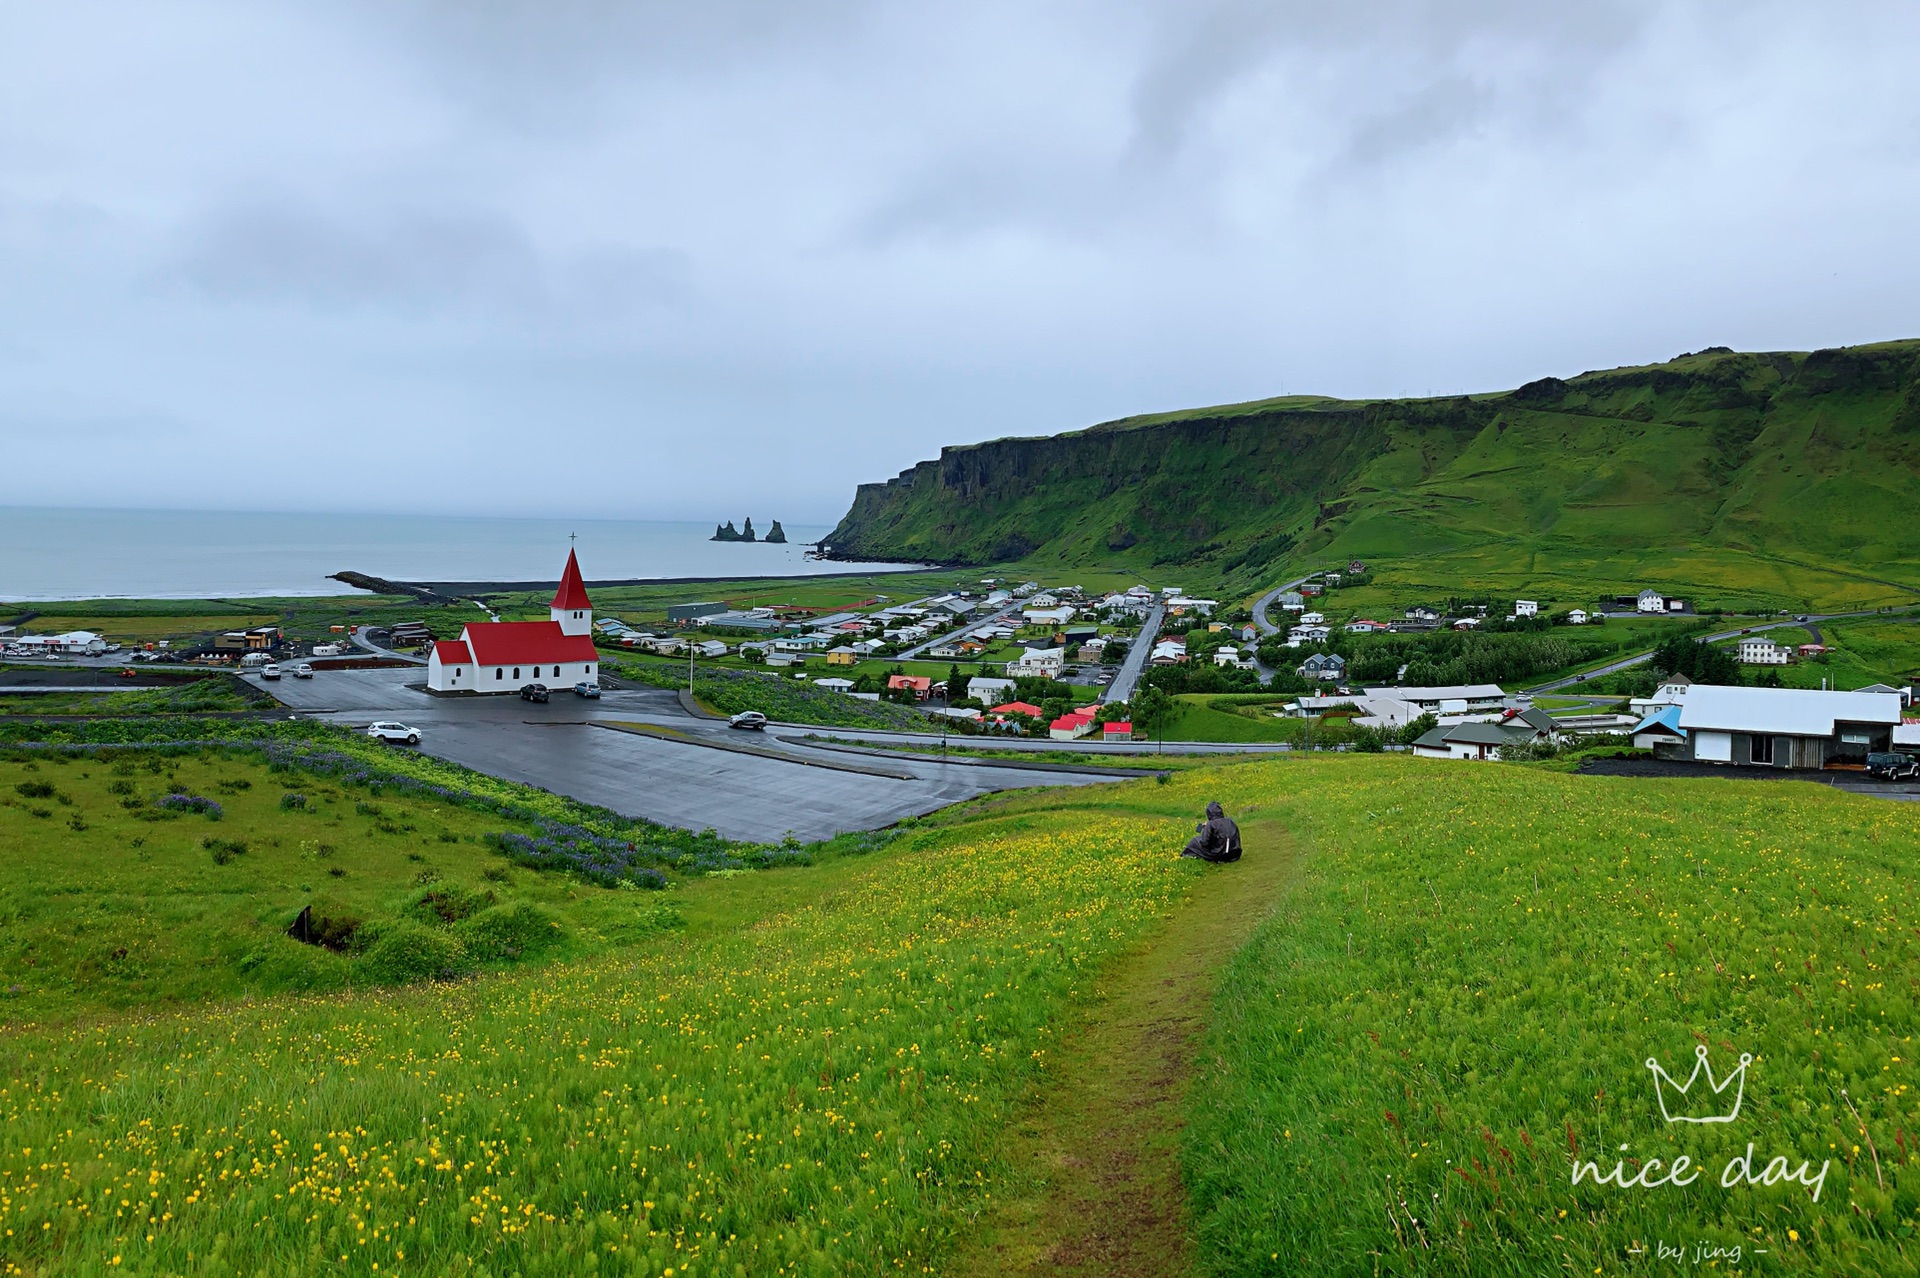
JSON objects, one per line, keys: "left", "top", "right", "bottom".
{"left": 1525, "top": 605, "right": 1920, "bottom": 694}
{"left": 1252, "top": 572, "right": 1324, "bottom": 636}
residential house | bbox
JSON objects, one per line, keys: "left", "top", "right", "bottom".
{"left": 1636, "top": 589, "right": 1686, "bottom": 614}
{"left": 1514, "top": 600, "right": 1539, "bottom": 618}
{"left": 1214, "top": 645, "right": 1253, "bottom": 669}
{"left": 825, "top": 647, "right": 859, "bottom": 666}
{"left": 1049, "top": 708, "right": 1099, "bottom": 741}
{"left": 1276, "top": 591, "right": 1306, "bottom": 612}
{"left": 1798, "top": 644, "right": 1828, "bottom": 659}
{"left": 968, "top": 676, "right": 1016, "bottom": 704}
{"left": 1348, "top": 560, "right": 1367, "bottom": 573}
{"left": 1362, "top": 684, "right": 1507, "bottom": 713}
{"left": 1165, "top": 597, "right": 1218, "bottom": 617}
{"left": 1629, "top": 705, "right": 1689, "bottom": 754}
{"left": 1411, "top": 708, "right": 1560, "bottom": 761}
{"left": 1149, "top": 639, "right": 1188, "bottom": 666}
{"left": 1022, "top": 606, "right": 1076, "bottom": 627}
{"left": 1324, "top": 572, "right": 1343, "bottom": 587}
{"left": 1298, "top": 652, "right": 1347, "bottom": 682}
{"left": 1405, "top": 606, "right": 1441, "bottom": 623}
{"left": 887, "top": 674, "right": 934, "bottom": 701}
{"left": 1286, "top": 624, "right": 1330, "bottom": 647}
{"left": 213, "top": 625, "right": 283, "bottom": 653}
{"left": 1451, "top": 617, "right": 1481, "bottom": 630}
{"left": 1674, "top": 686, "right": 1902, "bottom": 768}
{"left": 815, "top": 677, "right": 856, "bottom": 693}
{"left": 1027, "top": 592, "right": 1059, "bottom": 608}
{"left": 850, "top": 639, "right": 886, "bottom": 657}
{"left": 1567, "top": 609, "right": 1589, "bottom": 625}
{"left": 1737, "top": 637, "right": 1789, "bottom": 665}
{"left": 1239, "top": 624, "right": 1259, "bottom": 643}
{"left": 695, "top": 640, "right": 728, "bottom": 658}
{"left": 1628, "top": 674, "right": 1694, "bottom": 717}
{"left": 1009, "top": 647, "right": 1065, "bottom": 677}
{"left": 1102, "top": 720, "right": 1133, "bottom": 742}
{"left": 774, "top": 635, "right": 829, "bottom": 653}
{"left": 1299, "top": 611, "right": 1325, "bottom": 625}
{"left": 1344, "top": 619, "right": 1388, "bottom": 633}
{"left": 989, "top": 700, "right": 1046, "bottom": 720}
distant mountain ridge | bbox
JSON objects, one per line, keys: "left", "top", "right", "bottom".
{"left": 822, "top": 341, "right": 1920, "bottom": 592}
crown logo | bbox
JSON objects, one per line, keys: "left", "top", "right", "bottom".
{"left": 1646, "top": 1045, "right": 1751, "bottom": 1124}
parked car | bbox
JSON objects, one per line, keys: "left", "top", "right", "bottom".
{"left": 1867, "top": 752, "right": 1920, "bottom": 781}
{"left": 261, "top": 663, "right": 282, "bottom": 680}
{"left": 292, "top": 663, "right": 315, "bottom": 679}
{"left": 366, "top": 722, "right": 420, "bottom": 745}
{"left": 573, "top": 681, "right": 601, "bottom": 699}
{"left": 728, "top": 710, "right": 769, "bottom": 731}
{"left": 519, "top": 683, "right": 550, "bottom": 703}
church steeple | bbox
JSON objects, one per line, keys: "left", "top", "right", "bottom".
{"left": 550, "top": 548, "right": 593, "bottom": 636}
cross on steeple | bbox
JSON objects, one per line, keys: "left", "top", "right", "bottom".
{"left": 569, "top": 531, "right": 577, "bottom": 547}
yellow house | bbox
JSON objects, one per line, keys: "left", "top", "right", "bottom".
{"left": 825, "top": 647, "right": 859, "bottom": 666}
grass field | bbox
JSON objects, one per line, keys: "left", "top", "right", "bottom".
{"left": 7, "top": 740, "right": 1920, "bottom": 1275}
{"left": 1742, "top": 618, "right": 1920, "bottom": 692}
{"left": 0, "top": 680, "right": 263, "bottom": 718}
{"left": 1183, "top": 758, "right": 1920, "bottom": 1274}
{"left": 0, "top": 770, "right": 1206, "bottom": 1276}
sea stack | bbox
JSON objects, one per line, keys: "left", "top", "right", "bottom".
{"left": 741, "top": 517, "right": 756, "bottom": 542}
{"left": 766, "top": 520, "right": 787, "bottom": 544}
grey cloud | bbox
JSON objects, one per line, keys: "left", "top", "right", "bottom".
{"left": 170, "top": 202, "right": 688, "bottom": 319}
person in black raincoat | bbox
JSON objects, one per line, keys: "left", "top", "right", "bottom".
{"left": 1181, "top": 800, "right": 1241, "bottom": 863}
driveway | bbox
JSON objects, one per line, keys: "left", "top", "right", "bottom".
{"left": 244, "top": 667, "right": 1128, "bottom": 843}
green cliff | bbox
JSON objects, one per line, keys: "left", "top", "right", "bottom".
{"left": 823, "top": 341, "right": 1920, "bottom": 599}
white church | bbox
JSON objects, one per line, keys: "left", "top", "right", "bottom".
{"left": 427, "top": 549, "right": 601, "bottom": 693}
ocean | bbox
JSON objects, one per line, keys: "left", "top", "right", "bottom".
{"left": 0, "top": 508, "right": 921, "bottom": 601}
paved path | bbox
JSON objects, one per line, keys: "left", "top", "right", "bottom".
{"left": 1100, "top": 604, "right": 1163, "bottom": 705}
{"left": 1251, "top": 572, "right": 1324, "bottom": 636}
{"left": 242, "top": 667, "right": 1129, "bottom": 843}
{"left": 893, "top": 603, "right": 1025, "bottom": 660}
{"left": 1524, "top": 605, "right": 1920, "bottom": 693}
{"left": 351, "top": 626, "right": 427, "bottom": 665}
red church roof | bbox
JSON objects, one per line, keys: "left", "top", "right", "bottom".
{"left": 432, "top": 640, "right": 473, "bottom": 666}
{"left": 551, "top": 549, "right": 592, "bottom": 612}
{"left": 460, "top": 621, "right": 598, "bottom": 667}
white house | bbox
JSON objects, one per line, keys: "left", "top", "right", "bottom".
{"left": 1567, "top": 609, "right": 1589, "bottom": 625}
{"left": 1009, "top": 647, "right": 1065, "bottom": 677}
{"left": 695, "top": 640, "right": 729, "bottom": 658}
{"left": 1676, "top": 686, "right": 1902, "bottom": 768}
{"left": 814, "top": 677, "right": 856, "bottom": 693}
{"left": 428, "top": 549, "right": 599, "bottom": 693}
{"left": 1737, "top": 637, "right": 1789, "bottom": 665}
{"left": 1514, "top": 600, "right": 1539, "bottom": 618}
{"left": 1363, "top": 684, "right": 1507, "bottom": 713}
{"left": 1214, "top": 645, "right": 1254, "bottom": 669}
{"left": 1277, "top": 591, "right": 1306, "bottom": 612}
{"left": 1022, "top": 606, "right": 1076, "bottom": 626}
{"left": 1629, "top": 673, "right": 1694, "bottom": 717}
{"left": 968, "top": 676, "right": 1017, "bottom": 704}
{"left": 1298, "top": 611, "right": 1325, "bottom": 625}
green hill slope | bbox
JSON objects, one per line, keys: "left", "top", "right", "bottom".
{"left": 823, "top": 342, "right": 1920, "bottom": 606}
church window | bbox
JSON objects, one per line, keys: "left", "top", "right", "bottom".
{"left": 514, "top": 667, "right": 521, "bottom": 678}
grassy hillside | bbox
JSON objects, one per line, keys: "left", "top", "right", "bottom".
{"left": 823, "top": 342, "right": 1920, "bottom": 608}
{"left": 9, "top": 752, "right": 1919, "bottom": 1274}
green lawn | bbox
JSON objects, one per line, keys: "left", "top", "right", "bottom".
{"left": 1184, "top": 757, "right": 1920, "bottom": 1274}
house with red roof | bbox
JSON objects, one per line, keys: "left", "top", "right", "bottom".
{"left": 887, "top": 674, "right": 933, "bottom": 700}
{"left": 1049, "top": 707, "right": 1099, "bottom": 741}
{"left": 989, "top": 700, "right": 1045, "bottom": 718}
{"left": 427, "top": 549, "right": 601, "bottom": 694}
{"left": 1102, "top": 720, "right": 1133, "bottom": 742}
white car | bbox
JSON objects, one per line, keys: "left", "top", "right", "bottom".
{"left": 292, "top": 663, "right": 315, "bottom": 679}
{"left": 260, "top": 663, "right": 282, "bottom": 680}
{"left": 728, "top": 711, "right": 769, "bottom": 731}
{"left": 366, "top": 722, "right": 421, "bottom": 745}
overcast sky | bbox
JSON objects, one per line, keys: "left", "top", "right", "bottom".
{"left": 3, "top": 1, "right": 1918, "bottom": 523}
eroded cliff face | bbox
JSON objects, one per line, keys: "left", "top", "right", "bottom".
{"left": 822, "top": 396, "right": 1485, "bottom": 569}
{"left": 822, "top": 342, "right": 1920, "bottom": 579}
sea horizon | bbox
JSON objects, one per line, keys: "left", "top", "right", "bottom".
{"left": 0, "top": 506, "right": 922, "bottom": 602}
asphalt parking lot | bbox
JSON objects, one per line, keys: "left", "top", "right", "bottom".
{"left": 244, "top": 668, "right": 1128, "bottom": 842}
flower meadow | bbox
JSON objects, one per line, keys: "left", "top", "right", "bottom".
{"left": 1184, "top": 757, "right": 1920, "bottom": 1275}
{"left": 0, "top": 810, "right": 1198, "bottom": 1276}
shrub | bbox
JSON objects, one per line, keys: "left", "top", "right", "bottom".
{"left": 455, "top": 902, "right": 565, "bottom": 962}
{"left": 202, "top": 837, "right": 249, "bottom": 865}
{"left": 278, "top": 792, "right": 309, "bottom": 811}
{"left": 404, "top": 885, "right": 495, "bottom": 925}
{"left": 14, "top": 781, "right": 55, "bottom": 799}
{"left": 157, "top": 793, "right": 222, "bottom": 819}
{"left": 355, "top": 921, "right": 468, "bottom": 984}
